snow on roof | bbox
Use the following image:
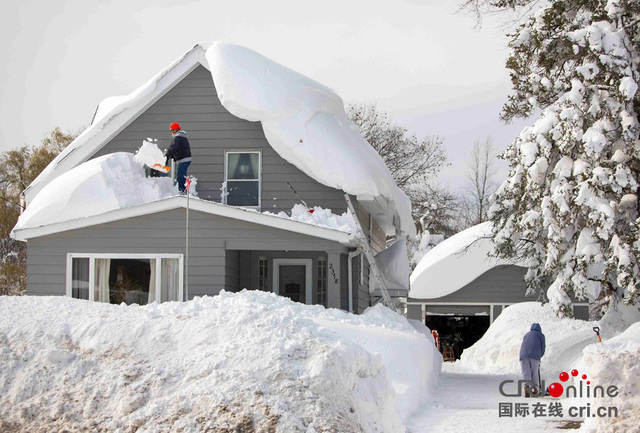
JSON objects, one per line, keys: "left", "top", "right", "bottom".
{"left": 23, "top": 44, "right": 206, "bottom": 205}
{"left": 207, "top": 43, "right": 413, "bottom": 236}
{"left": 11, "top": 153, "right": 362, "bottom": 245}
{"left": 24, "top": 42, "right": 414, "bottom": 237}
{"left": 409, "top": 222, "right": 519, "bottom": 299}
{"left": 370, "top": 238, "right": 411, "bottom": 295}
{"left": 13, "top": 152, "right": 177, "bottom": 233}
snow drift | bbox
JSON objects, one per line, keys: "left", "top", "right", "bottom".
{"left": 13, "top": 152, "right": 177, "bottom": 232}
{"left": 0, "top": 291, "right": 441, "bottom": 432}
{"left": 458, "top": 302, "right": 640, "bottom": 382}
{"left": 458, "top": 302, "right": 598, "bottom": 378}
{"left": 578, "top": 322, "right": 640, "bottom": 433}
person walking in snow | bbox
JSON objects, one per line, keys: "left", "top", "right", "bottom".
{"left": 165, "top": 122, "right": 192, "bottom": 193}
{"left": 519, "top": 323, "right": 546, "bottom": 397}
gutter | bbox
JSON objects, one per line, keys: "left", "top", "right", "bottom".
{"left": 347, "top": 247, "right": 362, "bottom": 313}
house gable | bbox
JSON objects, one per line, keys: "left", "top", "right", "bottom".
{"left": 91, "top": 65, "right": 349, "bottom": 215}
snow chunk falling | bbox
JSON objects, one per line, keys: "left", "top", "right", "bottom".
{"left": 206, "top": 42, "right": 414, "bottom": 236}
{"left": 133, "top": 139, "right": 166, "bottom": 168}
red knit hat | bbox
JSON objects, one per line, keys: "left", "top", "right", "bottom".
{"left": 169, "top": 122, "right": 181, "bottom": 131}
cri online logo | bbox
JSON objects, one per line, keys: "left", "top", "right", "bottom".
{"left": 499, "top": 369, "right": 619, "bottom": 398}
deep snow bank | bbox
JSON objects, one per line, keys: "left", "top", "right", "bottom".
{"left": 578, "top": 322, "right": 640, "bottom": 433}
{"left": 458, "top": 302, "right": 598, "bottom": 378}
{"left": 458, "top": 302, "right": 640, "bottom": 385}
{"left": 0, "top": 291, "right": 440, "bottom": 432}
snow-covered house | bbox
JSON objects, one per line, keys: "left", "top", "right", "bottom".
{"left": 11, "top": 42, "right": 414, "bottom": 313}
{"left": 407, "top": 222, "right": 590, "bottom": 357}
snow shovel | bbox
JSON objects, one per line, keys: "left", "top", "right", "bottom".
{"left": 152, "top": 163, "right": 171, "bottom": 174}
{"left": 593, "top": 326, "right": 603, "bottom": 343}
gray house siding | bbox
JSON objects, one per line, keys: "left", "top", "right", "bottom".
{"left": 26, "top": 208, "right": 348, "bottom": 300}
{"left": 92, "top": 65, "right": 348, "bottom": 215}
{"left": 408, "top": 265, "right": 590, "bottom": 321}
{"left": 420, "top": 265, "right": 538, "bottom": 304}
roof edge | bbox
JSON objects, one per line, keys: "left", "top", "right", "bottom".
{"left": 24, "top": 44, "right": 210, "bottom": 205}
{"left": 12, "top": 196, "right": 356, "bottom": 246}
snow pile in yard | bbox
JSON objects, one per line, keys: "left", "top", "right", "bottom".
{"left": 12, "top": 152, "right": 177, "bottom": 232}
{"left": 267, "top": 203, "right": 357, "bottom": 233}
{"left": 458, "top": 302, "right": 598, "bottom": 378}
{"left": 458, "top": 302, "right": 640, "bottom": 381}
{"left": 578, "top": 322, "right": 640, "bottom": 433}
{"left": 206, "top": 42, "right": 414, "bottom": 237}
{"left": 410, "top": 222, "right": 518, "bottom": 299}
{"left": 0, "top": 291, "right": 440, "bottom": 432}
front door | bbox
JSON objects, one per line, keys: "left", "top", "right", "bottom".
{"left": 273, "top": 259, "right": 312, "bottom": 305}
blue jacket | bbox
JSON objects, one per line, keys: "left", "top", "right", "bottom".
{"left": 519, "top": 323, "right": 546, "bottom": 361}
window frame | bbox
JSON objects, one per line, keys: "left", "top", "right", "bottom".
{"left": 66, "top": 253, "right": 184, "bottom": 303}
{"left": 223, "top": 150, "right": 262, "bottom": 209}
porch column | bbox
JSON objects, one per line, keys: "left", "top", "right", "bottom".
{"left": 326, "top": 251, "right": 342, "bottom": 309}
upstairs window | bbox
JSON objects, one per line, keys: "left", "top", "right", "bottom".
{"left": 225, "top": 151, "right": 261, "bottom": 208}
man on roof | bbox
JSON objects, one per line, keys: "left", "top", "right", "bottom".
{"left": 165, "top": 122, "right": 192, "bottom": 193}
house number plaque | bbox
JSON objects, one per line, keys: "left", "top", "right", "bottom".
{"left": 329, "top": 263, "right": 339, "bottom": 284}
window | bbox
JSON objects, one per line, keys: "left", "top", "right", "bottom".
{"left": 67, "top": 254, "right": 183, "bottom": 305}
{"left": 317, "top": 257, "right": 327, "bottom": 307}
{"left": 224, "top": 151, "right": 261, "bottom": 208}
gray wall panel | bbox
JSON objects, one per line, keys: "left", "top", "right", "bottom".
{"left": 91, "top": 65, "right": 349, "bottom": 214}
{"left": 26, "top": 208, "right": 346, "bottom": 300}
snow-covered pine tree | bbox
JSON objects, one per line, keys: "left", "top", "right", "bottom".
{"left": 487, "top": 0, "right": 640, "bottom": 316}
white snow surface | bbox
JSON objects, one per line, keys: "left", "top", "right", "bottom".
{"left": 458, "top": 301, "right": 640, "bottom": 381}
{"left": 266, "top": 203, "right": 357, "bottom": 234}
{"left": 13, "top": 152, "right": 177, "bottom": 232}
{"left": 206, "top": 42, "right": 414, "bottom": 237}
{"left": 578, "top": 321, "right": 640, "bottom": 432}
{"left": 458, "top": 302, "right": 598, "bottom": 379}
{"left": 133, "top": 139, "right": 166, "bottom": 168}
{"left": 409, "top": 222, "right": 519, "bottom": 299}
{"left": 0, "top": 291, "right": 440, "bottom": 432}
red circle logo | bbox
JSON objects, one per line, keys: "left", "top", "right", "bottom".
{"left": 571, "top": 369, "right": 579, "bottom": 377}
{"left": 548, "top": 382, "right": 564, "bottom": 398}
{"left": 559, "top": 372, "right": 569, "bottom": 382}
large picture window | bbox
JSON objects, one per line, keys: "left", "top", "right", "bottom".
{"left": 66, "top": 254, "right": 183, "bottom": 305}
{"left": 224, "top": 151, "right": 261, "bottom": 208}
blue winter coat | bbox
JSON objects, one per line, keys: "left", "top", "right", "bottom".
{"left": 519, "top": 323, "right": 546, "bottom": 361}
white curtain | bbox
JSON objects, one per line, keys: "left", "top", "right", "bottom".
{"left": 161, "top": 258, "right": 180, "bottom": 302}
{"left": 94, "top": 258, "right": 111, "bottom": 303}
{"left": 228, "top": 153, "right": 259, "bottom": 179}
{"left": 148, "top": 259, "right": 157, "bottom": 304}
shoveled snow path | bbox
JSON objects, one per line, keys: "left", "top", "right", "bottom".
{"left": 407, "top": 363, "right": 579, "bottom": 432}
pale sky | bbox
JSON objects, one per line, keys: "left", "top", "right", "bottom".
{"left": 1, "top": 0, "right": 529, "bottom": 189}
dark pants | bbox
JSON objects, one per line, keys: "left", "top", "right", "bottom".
{"left": 176, "top": 161, "right": 191, "bottom": 193}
